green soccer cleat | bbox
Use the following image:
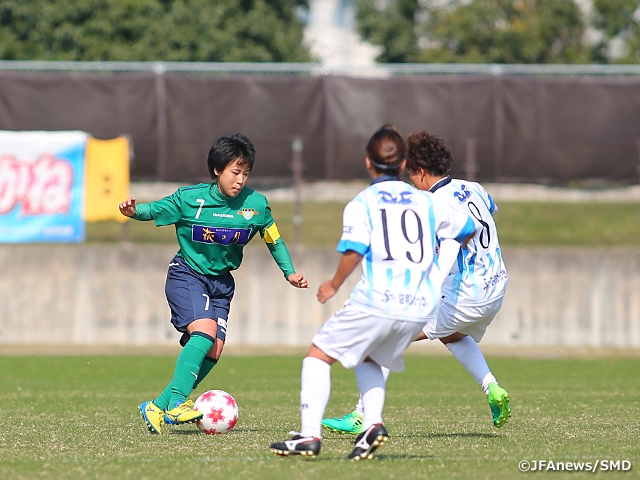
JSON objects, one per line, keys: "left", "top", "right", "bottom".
{"left": 139, "top": 400, "right": 164, "bottom": 434}
{"left": 487, "top": 382, "right": 511, "bottom": 428}
{"left": 322, "top": 411, "right": 364, "bottom": 435}
{"left": 164, "top": 399, "right": 203, "bottom": 425}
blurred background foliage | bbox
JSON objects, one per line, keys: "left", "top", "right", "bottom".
{"left": 356, "top": 0, "right": 640, "bottom": 64}
{"left": 0, "top": 0, "right": 311, "bottom": 62}
{"left": 3, "top": 1, "right": 640, "bottom": 64}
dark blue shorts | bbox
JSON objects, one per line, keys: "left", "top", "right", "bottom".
{"left": 164, "top": 255, "right": 235, "bottom": 343}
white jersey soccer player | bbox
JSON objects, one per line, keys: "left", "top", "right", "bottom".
{"left": 321, "top": 131, "right": 512, "bottom": 437}
{"left": 315, "top": 177, "right": 476, "bottom": 369}
{"left": 270, "top": 125, "right": 476, "bottom": 460}
{"left": 423, "top": 177, "right": 507, "bottom": 342}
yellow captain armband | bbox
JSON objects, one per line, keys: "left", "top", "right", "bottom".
{"left": 264, "top": 222, "right": 281, "bottom": 244}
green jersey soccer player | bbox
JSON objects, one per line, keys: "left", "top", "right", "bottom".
{"left": 119, "top": 133, "right": 308, "bottom": 434}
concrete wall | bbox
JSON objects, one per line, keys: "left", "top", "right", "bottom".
{"left": 1, "top": 245, "right": 639, "bottom": 347}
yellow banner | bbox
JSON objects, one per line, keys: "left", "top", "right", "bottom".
{"left": 84, "top": 137, "right": 130, "bottom": 223}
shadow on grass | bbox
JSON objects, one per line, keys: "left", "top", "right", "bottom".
{"left": 274, "top": 454, "right": 442, "bottom": 462}
{"left": 167, "top": 427, "right": 262, "bottom": 435}
{"left": 167, "top": 430, "right": 202, "bottom": 435}
{"left": 395, "top": 432, "right": 500, "bottom": 439}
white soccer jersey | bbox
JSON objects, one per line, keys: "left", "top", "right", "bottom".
{"left": 337, "top": 177, "right": 475, "bottom": 322}
{"left": 430, "top": 177, "right": 508, "bottom": 306}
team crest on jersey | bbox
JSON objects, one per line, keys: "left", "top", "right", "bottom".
{"left": 378, "top": 191, "right": 414, "bottom": 205}
{"left": 454, "top": 184, "right": 471, "bottom": 203}
{"left": 237, "top": 208, "right": 259, "bottom": 220}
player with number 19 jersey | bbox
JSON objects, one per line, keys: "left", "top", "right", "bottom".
{"left": 338, "top": 177, "right": 476, "bottom": 323}
{"left": 430, "top": 178, "right": 507, "bottom": 306}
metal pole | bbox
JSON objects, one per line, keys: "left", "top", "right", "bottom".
{"left": 292, "top": 136, "right": 304, "bottom": 246}
{"left": 492, "top": 70, "right": 504, "bottom": 182}
{"left": 154, "top": 64, "right": 168, "bottom": 180}
{"left": 322, "top": 76, "right": 335, "bottom": 179}
{"left": 637, "top": 140, "right": 640, "bottom": 245}
{"left": 465, "top": 137, "right": 477, "bottom": 182}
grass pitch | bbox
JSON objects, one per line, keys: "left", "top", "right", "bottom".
{"left": 1, "top": 354, "right": 638, "bottom": 479}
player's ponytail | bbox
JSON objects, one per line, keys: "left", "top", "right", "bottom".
{"left": 366, "top": 124, "right": 406, "bottom": 176}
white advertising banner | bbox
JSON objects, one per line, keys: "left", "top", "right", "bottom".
{"left": 0, "top": 130, "right": 88, "bottom": 243}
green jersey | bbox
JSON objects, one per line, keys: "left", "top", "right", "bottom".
{"left": 132, "top": 183, "right": 295, "bottom": 278}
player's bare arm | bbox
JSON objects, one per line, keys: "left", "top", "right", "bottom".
{"left": 288, "top": 273, "right": 309, "bottom": 289}
{"left": 119, "top": 197, "right": 137, "bottom": 217}
{"left": 317, "top": 250, "right": 362, "bottom": 303}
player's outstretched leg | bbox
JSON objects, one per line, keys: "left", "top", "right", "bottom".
{"left": 270, "top": 435, "right": 322, "bottom": 458}
{"left": 487, "top": 382, "right": 511, "bottom": 427}
{"left": 348, "top": 423, "right": 389, "bottom": 461}
{"left": 164, "top": 399, "right": 203, "bottom": 425}
{"left": 322, "top": 410, "right": 363, "bottom": 435}
{"left": 139, "top": 400, "right": 164, "bottom": 434}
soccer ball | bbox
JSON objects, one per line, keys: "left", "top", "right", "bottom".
{"left": 193, "top": 389, "right": 239, "bottom": 435}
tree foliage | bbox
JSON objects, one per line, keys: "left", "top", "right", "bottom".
{"left": 356, "top": 0, "right": 640, "bottom": 64}
{"left": 0, "top": 0, "right": 311, "bottom": 62}
{"left": 592, "top": 0, "right": 640, "bottom": 63}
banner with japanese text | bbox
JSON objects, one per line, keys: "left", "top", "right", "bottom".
{"left": 0, "top": 130, "right": 87, "bottom": 243}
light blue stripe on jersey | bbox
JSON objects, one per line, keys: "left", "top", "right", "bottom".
{"left": 455, "top": 217, "right": 476, "bottom": 243}
{"left": 487, "top": 193, "right": 497, "bottom": 214}
{"left": 365, "top": 247, "right": 374, "bottom": 305}
{"left": 427, "top": 195, "right": 437, "bottom": 254}
{"left": 418, "top": 270, "right": 428, "bottom": 288}
{"left": 404, "top": 269, "right": 411, "bottom": 289}
{"left": 450, "top": 249, "right": 465, "bottom": 303}
{"left": 337, "top": 240, "right": 369, "bottom": 256}
{"left": 425, "top": 274, "right": 438, "bottom": 308}
{"left": 386, "top": 268, "right": 393, "bottom": 287}
{"left": 468, "top": 252, "right": 478, "bottom": 299}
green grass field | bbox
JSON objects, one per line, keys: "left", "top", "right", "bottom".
{"left": 87, "top": 201, "right": 640, "bottom": 246}
{"left": 1, "top": 354, "right": 638, "bottom": 479}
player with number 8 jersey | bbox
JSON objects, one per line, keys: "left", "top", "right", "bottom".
{"left": 120, "top": 134, "right": 308, "bottom": 435}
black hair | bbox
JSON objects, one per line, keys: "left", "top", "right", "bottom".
{"left": 365, "top": 124, "right": 406, "bottom": 176}
{"left": 207, "top": 133, "right": 255, "bottom": 179}
{"left": 405, "top": 131, "right": 453, "bottom": 177}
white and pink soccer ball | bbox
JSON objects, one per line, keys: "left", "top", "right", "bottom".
{"left": 193, "top": 389, "right": 239, "bottom": 435}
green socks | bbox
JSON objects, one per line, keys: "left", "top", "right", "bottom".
{"left": 153, "top": 383, "right": 173, "bottom": 411}
{"left": 153, "top": 334, "right": 219, "bottom": 411}
{"left": 193, "top": 356, "right": 218, "bottom": 390}
{"left": 153, "top": 356, "right": 219, "bottom": 411}
{"left": 167, "top": 332, "right": 214, "bottom": 408}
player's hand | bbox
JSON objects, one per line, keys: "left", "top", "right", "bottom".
{"left": 119, "top": 198, "right": 137, "bottom": 217}
{"left": 317, "top": 280, "right": 338, "bottom": 304}
{"left": 288, "top": 273, "right": 309, "bottom": 289}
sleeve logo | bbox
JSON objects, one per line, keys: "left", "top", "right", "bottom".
{"left": 454, "top": 184, "right": 471, "bottom": 203}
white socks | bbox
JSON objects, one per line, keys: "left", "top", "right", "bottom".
{"left": 354, "top": 366, "right": 390, "bottom": 414}
{"left": 445, "top": 335, "right": 496, "bottom": 394}
{"left": 299, "top": 357, "right": 331, "bottom": 438}
{"left": 355, "top": 362, "right": 387, "bottom": 430}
